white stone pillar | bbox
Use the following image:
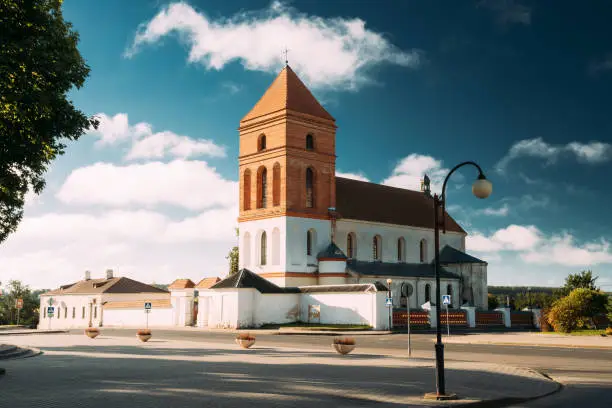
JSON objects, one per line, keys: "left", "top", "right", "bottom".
{"left": 495, "top": 307, "right": 512, "bottom": 328}
{"left": 531, "top": 308, "right": 542, "bottom": 329}
{"left": 429, "top": 306, "right": 437, "bottom": 328}
{"left": 461, "top": 306, "right": 477, "bottom": 328}
{"left": 170, "top": 288, "right": 196, "bottom": 326}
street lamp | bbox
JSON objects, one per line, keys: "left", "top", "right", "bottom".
{"left": 387, "top": 278, "right": 393, "bottom": 330}
{"left": 423, "top": 161, "right": 492, "bottom": 400}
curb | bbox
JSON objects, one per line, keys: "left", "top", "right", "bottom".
{"left": 445, "top": 340, "right": 612, "bottom": 350}
{"left": 275, "top": 330, "right": 393, "bottom": 336}
{"left": 0, "top": 330, "right": 68, "bottom": 336}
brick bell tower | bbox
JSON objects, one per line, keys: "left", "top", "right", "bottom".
{"left": 238, "top": 65, "right": 337, "bottom": 287}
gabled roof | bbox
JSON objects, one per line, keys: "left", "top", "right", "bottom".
{"left": 317, "top": 242, "right": 347, "bottom": 260}
{"left": 440, "top": 245, "right": 487, "bottom": 265}
{"left": 168, "top": 279, "right": 196, "bottom": 289}
{"left": 196, "top": 277, "right": 221, "bottom": 289}
{"left": 298, "top": 283, "right": 387, "bottom": 293}
{"left": 43, "top": 277, "right": 168, "bottom": 296}
{"left": 335, "top": 177, "right": 466, "bottom": 234}
{"left": 240, "top": 65, "right": 335, "bottom": 123}
{"left": 346, "top": 260, "right": 459, "bottom": 279}
{"left": 210, "top": 269, "right": 300, "bottom": 294}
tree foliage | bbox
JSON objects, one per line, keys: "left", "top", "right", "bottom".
{"left": 0, "top": 0, "right": 98, "bottom": 243}
{"left": 559, "top": 270, "right": 599, "bottom": 296}
{"left": 0, "top": 280, "right": 42, "bottom": 326}
{"left": 487, "top": 293, "right": 499, "bottom": 310}
{"left": 226, "top": 228, "right": 239, "bottom": 276}
{"left": 547, "top": 288, "right": 608, "bottom": 333}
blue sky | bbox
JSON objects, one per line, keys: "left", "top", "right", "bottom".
{"left": 2, "top": 0, "right": 612, "bottom": 289}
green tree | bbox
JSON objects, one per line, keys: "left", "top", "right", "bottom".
{"left": 607, "top": 296, "right": 612, "bottom": 325}
{"left": 0, "top": 280, "right": 41, "bottom": 327}
{"left": 226, "top": 228, "right": 239, "bottom": 276}
{"left": 1, "top": 0, "right": 98, "bottom": 244}
{"left": 547, "top": 288, "right": 608, "bottom": 333}
{"left": 559, "top": 270, "right": 599, "bottom": 296}
{"left": 487, "top": 293, "right": 499, "bottom": 310}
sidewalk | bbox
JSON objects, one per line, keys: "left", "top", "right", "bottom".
{"left": 0, "top": 333, "right": 560, "bottom": 407}
{"left": 445, "top": 332, "right": 612, "bottom": 349}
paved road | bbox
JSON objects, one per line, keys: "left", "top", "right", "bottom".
{"left": 90, "top": 329, "right": 612, "bottom": 407}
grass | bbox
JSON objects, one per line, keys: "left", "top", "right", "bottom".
{"left": 260, "top": 322, "right": 372, "bottom": 331}
{"left": 541, "top": 329, "right": 608, "bottom": 336}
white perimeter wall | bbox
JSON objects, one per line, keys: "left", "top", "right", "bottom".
{"left": 300, "top": 293, "right": 377, "bottom": 327}
{"left": 103, "top": 308, "right": 173, "bottom": 328}
{"left": 253, "top": 293, "right": 300, "bottom": 327}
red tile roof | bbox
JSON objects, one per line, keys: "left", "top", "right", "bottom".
{"left": 196, "top": 277, "right": 221, "bottom": 289}
{"left": 42, "top": 277, "right": 168, "bottom": 296}
{"left": 168, "top": 279, "right": 196, "bottom": 289}
{"left": 335, "top": 177, "right": 466, "bottom": 234}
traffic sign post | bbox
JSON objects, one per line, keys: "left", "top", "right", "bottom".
{"left": 144, "top": 302, "right": 152, "bottom": 329}
{"left": 442, "top": 295, "right": 451, "bottom": 337}
{"left": 15, "top": 298, "right": 23, "bottom": 326}
{"left": 385, "top": 297, "right": 393, "bottom": 307}
{"left": 47, "top": 306, "right": 55, "bottom": 330}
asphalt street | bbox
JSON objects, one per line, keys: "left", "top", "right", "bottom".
{"left": 92, "top": 328, "right": 612, "bottom": 407}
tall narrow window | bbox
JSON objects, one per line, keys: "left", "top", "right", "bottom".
{"left": 347, "top": 233, "right": 355, "bottom": 259}
{"left": 306, "top": 168, "right": 314, "bottom": 208}
{"left": 243, "top": 169, "right": 251, "bottom": 211}
{"left": 420, "top": 239, "right": 427, "bottom": 263}
{"left": 44, "top": 307, "right": 47, "bottom": 318}
{"left": 258, "top": 167, "right": 268, "bottom": 208}
{"left": 425, "top": 284, "right": 431, "bottom": 303}
{"left": 94, "top": 307, "right": 97, "bottom": 319}
{"left": 64, "top": 308, "right": 67, "bottom": 318}
{"left": 272, "top": 163, "right": 281, "bottom": 206}
{"left": 397, "top": 237, "right": 405, "bottom": 262}
{"left": 306, "top": 134, "right": 314, "bottom": 150}
{"left": 258, "top": 134, "right": 266, "bottom": 151}
{"left": 82, "top": 306, "right": 85, "bottom": 319}
{"left": 260, "top": 231, "right": 267, "bottom": 265}
{"left": 373, "top": 235, "right": 382, "bottom": 261}
{"left": 72, "top": 307, "right": 75, "bottom": 319}
{"left": 306, "top": 230, "right": 313, "bottom": 256}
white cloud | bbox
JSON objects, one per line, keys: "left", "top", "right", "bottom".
{"left": 336, "top": 171, "right": 370, "bottom": 182}
{"left": 89, "top": 113, "right": 226, "bottom": 160}
{"left": 496, "top": 137, "right": 612, "bottom": 173}
{"left": 382, "top": 154, "right": 448, "bottom": 194}
{"left": 56, "top": 160, "right": 237, "bottom": 211}
{"left": 478, "top": 203, "right": 509, "bottom": 216}
{"left": 221, "top": 81, "right": 242, "bottom": 94}
{"left": 125, "top": 1, "right": 421, "bottom": 91}
{"left": 468, "top": 225, "right": 612, "bottom": 267}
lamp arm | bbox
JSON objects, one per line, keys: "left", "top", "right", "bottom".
{"left": 439, "top": 161, "right": 485, "bottom": 233}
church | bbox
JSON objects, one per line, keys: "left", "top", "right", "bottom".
{"left": 197, "top": 64, "right": 488, "bottom": 329}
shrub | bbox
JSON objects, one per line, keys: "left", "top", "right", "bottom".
{"left": 137, "top": 329, "right": 151, "bottom": 335}
{"left": 606, "top": 327, "right": 612, "bottom": 336}
{"left": 539, "top": 309, "right": 552, "bottom": 332}
{"left": 333, "top": 337, "right": 356, "bottom": 345}
{"left": 547, "top": 288, "right": 607, "bottom": 333}
{"left": 488, "top": 294, "right": 499, "bottom": 310}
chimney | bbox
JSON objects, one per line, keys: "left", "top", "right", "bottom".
{"left": 106, "top": 269, "right": 114, "bottom": 279}
{"left": 84, "top": 270, "right": 91, "bottom": 281}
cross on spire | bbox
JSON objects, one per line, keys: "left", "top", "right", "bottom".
{"left": 282, "top": 47, "right": 289, "bottom": 66}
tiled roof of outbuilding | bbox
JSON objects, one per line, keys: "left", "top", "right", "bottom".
{"left": 168, "top": 279, "right": 196, "bottom": 289}
{"left": 346, "top": 260, "right": 459, "bottom": 279}
{"left": 211, "top": 269, "right": 300, "bottom": 294}
{"left": 43, "top": 277, "right": 168, "bottom": 296}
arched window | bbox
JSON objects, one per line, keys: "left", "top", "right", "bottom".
{"left": 425, "top": 284, "right": 431, "bottom": 303}
{"left": 306, "top": 134, "right": 314, "bottom": 150}
{"left": 397, "top": 237, "right": 405, "bottom": 262}
{"left": 258, "top": 167, "right": 267, "bottom": 208}
{"left": 272, "top": 163, "right": 281, "bottom": 207}
{"left": 260, "top": 231, "right": 267, "bottom": 265}
{"left": 306, "top": 230, "right": 313, "bottom": 256}
{"left": 346, "top": 233, "right": 356, "bottom": 259}
{"left": 258, "top": 134, "right": 266, "bottom": 151}
{"left": 306, "top": 168, "right": 314, "bottom": 208}
{"left": 420, "top": 239, "right": 427, "bottom": 263}
{"left": 243, "top": 169, "right": 251, "bottom": 211}
{"left": 373, "top": 235, "right": 382, "bottom": 261}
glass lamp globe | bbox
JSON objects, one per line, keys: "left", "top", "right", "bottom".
{"left": 472, "top": 176, "right": 492, "bottom": 199}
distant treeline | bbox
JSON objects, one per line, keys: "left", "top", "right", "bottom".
{"left": 488, "top": 286, "right": 558, "bottom": 296}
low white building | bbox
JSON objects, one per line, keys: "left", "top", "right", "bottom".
{"left": 38, "top": 270, "right": 172, "bottom": 330}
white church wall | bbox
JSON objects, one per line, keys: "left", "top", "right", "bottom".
{"left": 285, "top": 216, "right": 331, "bottom": 272}
{"left": 103, "top": 307, "right": 173, "bottom": 328}
{"left": 336, "top": 219, "right": 464, "bottom": 264}
{"left": 253, "top": 293, "right": 300, "bottom": 326}
{"left": 299, "top": 292, "right": 374, "bottom": 326}
{"left": 318, "top": 260, "right": 346, "bottom": 273}
{"left": 239, "top": 217, "right": 287, "bottom": 273}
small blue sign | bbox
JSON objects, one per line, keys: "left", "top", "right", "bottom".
{"left": 47, "top": 306, "right": 55, "bottom": 316}
{"left": 442, "top": 295, "right": 451, "bottom": 305}
{"left": 144, "top": 302, "right": 152, "bottom": 310}
{"left": 385, "top": 297, "right": 393, "bottom": 307}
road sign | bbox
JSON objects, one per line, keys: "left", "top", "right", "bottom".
{"left": 144, "top": 302, "right": 152, "bottom": 310}
{"left": 47, "top": 306, "right": 55, "bottom": 316}
{"left": 16, "top": 298, "right": 23, "bottom": 309}
{"left": 442, "top": 295, "right": 451, "bottom": 306}
{"left": 385, "top": 297, "right": 393, "bottom": 307}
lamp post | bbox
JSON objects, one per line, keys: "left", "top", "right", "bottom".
{"left": 422, "top": 161, "right": 492, "bottom": 400}
{"left": 387, "top": 278, "right": 393, "bottom": 330}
